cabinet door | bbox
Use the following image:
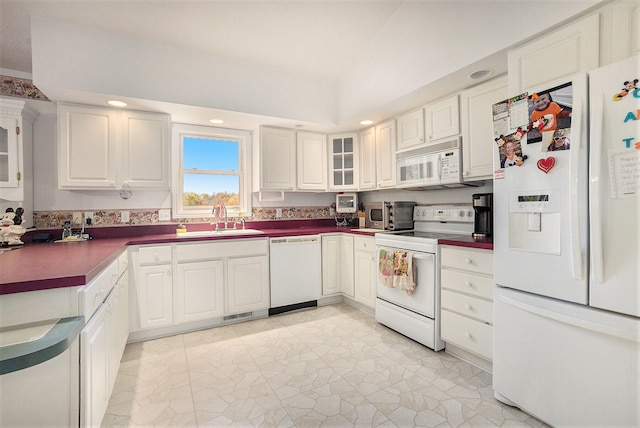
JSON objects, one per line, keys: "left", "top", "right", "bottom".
{"left": 321, "top": 235, "right": 340, "bottom": 296}
{"left": 375, "top": 120, "right": 396, "bottom": 188}
{"left": 175, "top": 260, "right": 224, "bottom": 323}
{"left": 329, "top": 133, "right": 358, "bottom": 190}
{"left": 354, "top": 247, "right": 375, "bottom": 308}
{"left": 425, "top": 95, "right": 459, "bottom": 143}
{"left": 137, "top": 264, "right": 173, "bottom": 329}
{"left": 260, "top": 126, "right": 296, "bottom": 190}
{"left": 339, "top": 235, "right": 355, "bottom": 297}
{"left": 120, "top": 111, "right": 170, "bottom": 189}
{"left": 81, "top": 305, "right": 109, "bottom": 428}
{"left": 296, "top": 131, "right": 327, "bottom": 191}
{"left": 611, "top": 0, "right": 640, "bottom": 62}
{"left": 460, "top": 75, "right": 508, "bottom": 181}
{"left": 508, "top": 13, "right": 599, "bottom": 94}
{"left": 226, "top": 256, "right": 269, "bottom": 315}
{"left": 106, "top": 277, "right": 128, "bottom": 395}
{"left": 58, "top": 104, "right": 118, "bottom": 189}
{"left": 396, "top": 108, "right": 425, "bottom": 151}
{"left": 0, "top": 116, "right": 19, "bottom": 190}
{"left": 358, "top": 127, "right": 376, "bottom": 190}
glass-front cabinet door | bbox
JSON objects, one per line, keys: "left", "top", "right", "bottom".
{"left": 0, "top": 116, "right": 19, "bottom": 189}
{"left": 330, "top": 133, "right": 358, "bottom": 190}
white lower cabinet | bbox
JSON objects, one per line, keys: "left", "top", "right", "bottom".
{"left": 137, "top": 262, "right": 173, "bottom": 329}
{"left": 440, "top": 245, "right": 494, "bottom": 370}
{"left": 176, "top": 259, "right": 224, "bottom": 323}
{"left": 353, "top": 236, "right": 376, "bottom": 309}
{"left": 227, "top": 256, "right": 270, "bottom": 314}
{"left": 322, "top": 234, "right": 354, "bottom": 297}
{"left": 131, "top": 239, "right": 269, "bottom": 336}
{"left": 79, "top": 253, "right": 129, "bottom": 428}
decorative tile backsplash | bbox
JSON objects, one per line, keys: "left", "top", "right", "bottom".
{"left": 33, "top": 207, "right": 353, "bottom": 229}
{"left": 1, "top": 75, "right": 50, "bottom": 101}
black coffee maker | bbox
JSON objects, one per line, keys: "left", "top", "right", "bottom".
{"left": 472, "top": 193, "right": 493, "bottom": 238}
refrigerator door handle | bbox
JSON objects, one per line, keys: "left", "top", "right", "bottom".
{"left": 589, "top": 93, "right": 604, "bottom": 285}
{"left": 569, "top": 88, "right": 585, "bottom": 282}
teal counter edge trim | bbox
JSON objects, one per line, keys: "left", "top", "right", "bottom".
{"left": 0, "top": 316, "right": 84, "bottom": 375}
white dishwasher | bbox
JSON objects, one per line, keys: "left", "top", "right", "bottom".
{"left": 269, "top": 235, "right": 322, "bottom": 315}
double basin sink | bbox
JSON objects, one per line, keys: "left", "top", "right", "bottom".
{"left": 176, "top": 229, "right": 265, "bottom": 238}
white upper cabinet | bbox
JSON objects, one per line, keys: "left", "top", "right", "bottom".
{"left": 610, "top": 0, "right": 640, "bottom": 62}
{"left": 329, "top": 133, "right": 358, "bottom": 190}
{"left": 460, "top": 75, "right": 508, "bottom": 182}
{"left": 259, "top": 126, "right": 296, "bottom": 191}
{"left": 396, "top": 108, "right": 425, "bottom": 152}
{"left": 296, "top": 131, "right": 327, "bottom": 191}
{"left": 425, "top": 95, "right": 459, "bottom": 143}
{"left": 1, "top": 99, "right": 35, "bottom": 202}
{"left": 508, "top": 14, "right": 599, "bottom": 94}
{"left": 58, "top": 103, "right": 170, "bottom": 190}
{"left": 120, "top": 110, "right": 170, "bottom": 189}
{"left": 358, "top": 127, "right": 376, "bottom": 190}
{"left": 375, "top": 120, "right": 396, "bottom": 188}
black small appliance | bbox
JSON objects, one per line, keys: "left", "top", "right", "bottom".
{"left": 472, "top": 193, "right": 493, "bottom": 237}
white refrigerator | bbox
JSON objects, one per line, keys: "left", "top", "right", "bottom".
{"left": 492, "top": 55, "right": 639, "bottom": 427}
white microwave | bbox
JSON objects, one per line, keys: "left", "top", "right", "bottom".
{"left": 396, "top": 138, "right": 465, "bottom": 188}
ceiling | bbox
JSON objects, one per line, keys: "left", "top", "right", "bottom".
{"left": 0, "top": 0, "right": 604, "bottom": 132}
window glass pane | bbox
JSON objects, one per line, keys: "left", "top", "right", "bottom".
{"left": 333, "top": 171, "right": 342, "bottom": 186}
{"left": 333, "top": 139, "right": 342, "bottom": 154}
{"left": 344, "top": 170, "right": 354, "bottom": 185}
{"left": 0, "top": 154, "right": 8, "bottom": 182}
{"left": 344, "top": 154, "right": 353, "bottom": 169}
{"left": 183, "top": 174, "right": 240, "bottom": 207}
{"left": 333, "top": 155, "right": 342, "bottom": 170}
{"left": 183, "top": 137, "right": 239, "bottom": 171}
{"left": 344, "top": 138, "right": 353, "bottom": 152}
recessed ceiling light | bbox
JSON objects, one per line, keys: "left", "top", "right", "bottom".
{"left": 468, "top": 69, "right": 494, "bottom": 80}
{"left": 107, "top": 100, "right": 127, "bottom": 107}
{"left": 360, "top": 120, "right": 373, "bottom": 125}
{"left": 209, "top": 119, "right": 224, "bottom": 124}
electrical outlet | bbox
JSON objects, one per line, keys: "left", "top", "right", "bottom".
{"left": 275, "top": 208, "right": 282, "bottom": 218}
{"left": 72, "top": 211, "right": 82, "bottom": 225}
{"left": 121, "top": 210, "right": 130, "bottom": 223}
{"left": 84, "top": 212, "right": 93, "bottom": 225}
{"left": 158, "top": 209, "right": 171, "bottom": 221}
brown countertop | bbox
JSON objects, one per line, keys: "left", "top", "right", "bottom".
{"left": 0, "top": 223, "right": 376, "bottom": 295}
{"left": 438, "top": 235, "right": 493, "bottom": 251}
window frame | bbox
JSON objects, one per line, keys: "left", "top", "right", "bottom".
{"left": 171, "top": 123, "right": 252, "bottom": 219}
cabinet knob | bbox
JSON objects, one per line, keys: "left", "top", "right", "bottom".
{"left": 465, "top": 281, "right": 472, "bottom": 288}
{"left": 166, "top": 268, "right": 171, "bottom": 276}
{"left": 463, "top": 171, "right": 469, "bottom": 176}
{"left": 464, "top": 332, "right": 472, "bottom": 340}
{"left": 465, "top": 304, "right": 472, "bottom": 311}
{"left": 466, "top": 258, "right": 473, "bottom": 264}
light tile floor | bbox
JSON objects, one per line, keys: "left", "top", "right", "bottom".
{"left": 103, "top": 303, "right": 547, "bottom": 427}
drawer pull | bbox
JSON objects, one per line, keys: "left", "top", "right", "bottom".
{"left": 465, "top": 304, "right": 473, "bottom": 311}
{"left": 465, "top": 281, "right": 472, "bottom": 288}
{"left": 466, "top": 258, "right": 473, "bottom": 265}
{"left": 464, "top": 332, "right": 472, "bottom": 339}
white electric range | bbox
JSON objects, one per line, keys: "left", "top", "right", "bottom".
{"left": 374, "top": 204, "right": 474, "bottom": 351}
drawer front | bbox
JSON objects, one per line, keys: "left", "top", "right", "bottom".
{"left": 138, "top": 245, "right": 172, "bottom": 265}
{"left": 441, "top": 310, "right": 493, "bottom": 360}
{"left": 441, "top": 269, "right": 494, "bottom": 300}
{"left": 177, "top": 239, "right": 268, "bottom": 262}
{"left": 441, "top": 246, "right": 493, "bottom": 275}
{"left": 354, "top": 236, "right": 374, "bottom": 252}
{"left": 80, "top": 259, "right": 118, "bottom": 319}
{"left": 441, "top": 290, "right": 493, "bottom": 323}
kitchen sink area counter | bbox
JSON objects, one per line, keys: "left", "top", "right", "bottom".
{"left": 0, "top": 221, "right": 379, "bottom": 296}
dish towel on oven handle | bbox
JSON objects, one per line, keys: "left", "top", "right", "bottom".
{"left": 378, "top": 247, "right": 416, "bottom": 295}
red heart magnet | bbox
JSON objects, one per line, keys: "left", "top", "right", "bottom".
{"left": 537, "top": 157, "right": 556, "bottom": 174}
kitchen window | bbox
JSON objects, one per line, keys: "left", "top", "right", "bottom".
{"left": 172, "top": 123, "right": 252, "bottom": 219}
